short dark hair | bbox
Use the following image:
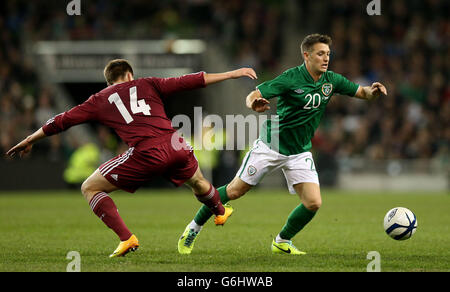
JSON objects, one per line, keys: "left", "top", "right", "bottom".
{"left": 103, "top": 59, "right": 134, "bottom": 85}
{"left": 301, "top": 34, "right": 332, "bottom": 56}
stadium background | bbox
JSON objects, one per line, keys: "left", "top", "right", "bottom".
{"left": 0, "top": 0, "right": 449, "bottom": 273}
{"left": 0, "top": 0, "right": 448, "bottom": 191}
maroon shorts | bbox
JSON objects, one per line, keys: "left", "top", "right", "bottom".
{"left": 98, "top": 134, "right": 198, "bottom": 193}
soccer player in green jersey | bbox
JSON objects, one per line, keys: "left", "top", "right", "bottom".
{"left": 178, "top": 34, "right": 387, "bottom": 255}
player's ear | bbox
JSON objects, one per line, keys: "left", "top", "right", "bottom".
{"left": 126, "top": 72, "right": 134, "bottom": 82}
{"left": 303, "top": 51, "right": 309, "bottom": 61}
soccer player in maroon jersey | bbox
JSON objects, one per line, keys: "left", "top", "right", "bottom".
{"left": 6, "top": 59, "right": 257, "bottom": 257}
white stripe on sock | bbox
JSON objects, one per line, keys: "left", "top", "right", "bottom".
{"left": 90, "top": 192, "right": 109, "bottom": 211}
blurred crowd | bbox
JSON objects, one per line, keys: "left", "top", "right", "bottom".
{"left": 0, "top": 0, "right": 285, "bottom": 161}
{"left": 0, "top": 1, "right": 62, "bottom": 160}
{"left": 0, "top": 0, "right": 448, "bottom": 169}
{"left": 307, "top": 0, "right": 449, "bottom": 164}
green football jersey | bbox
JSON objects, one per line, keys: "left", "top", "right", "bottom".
{"left": 256, "top": 63, "right": 359, "bottom": 156}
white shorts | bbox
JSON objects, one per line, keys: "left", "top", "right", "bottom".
{"left": 237, "top": 139, "right": 320, "bottom": 194}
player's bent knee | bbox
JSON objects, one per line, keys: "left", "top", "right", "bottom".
{"left": 80, "top": 180, "right": 88, "bottom": 195}
{"left": 80, "top": 179, "right": 96, "bottom": 201}
{"left": 305, "top": 199, "right": 322, "bottom": 212}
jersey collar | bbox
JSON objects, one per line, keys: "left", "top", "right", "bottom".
{"left": 299, "top": 63, "right": 325, "bottom": 84}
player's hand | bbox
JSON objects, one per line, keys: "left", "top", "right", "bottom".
{"left": 370, "top": 82, "right": 387, "bottom": 100}
{"left": 6, "top": 138, "right": 33, "bottom": 158}
{"left": 251, "top": 97, "right": 270, "bottom": 112}
{"left": 230, "top": 68, "right": 258, "bottom": 80}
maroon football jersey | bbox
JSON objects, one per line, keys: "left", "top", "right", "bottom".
{"left": 42, "top": 72, "right": 205, "bottom": 148}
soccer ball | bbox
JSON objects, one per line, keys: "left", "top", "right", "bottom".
{"left": 383, "top": 207, "right": 417, "bottom": 240}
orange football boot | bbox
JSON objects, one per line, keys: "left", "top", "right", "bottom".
{"left": 214, "top": 204, "right": 234, "bottom": 226}
{"left": 109, "top": 234, "right": 139, "bottom": 258}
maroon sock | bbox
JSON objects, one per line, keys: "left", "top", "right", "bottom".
{"left": 89, "top": 192, "right": 132, "bottom": 241}
{"left": 195, "top": 184, "right": 225, "bottom": 216}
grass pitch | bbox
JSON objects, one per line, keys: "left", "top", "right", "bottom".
{"left": 0, "top": 188, "right": 449, "bottom": 272}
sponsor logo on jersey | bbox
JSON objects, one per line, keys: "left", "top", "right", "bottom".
{"left": 294, "top": 88, "right": 305, "bottom": 94}
{"left": 111, "top": 174, "right": 119, "bottom": 181}
{"left": 321, "top": 83, "right": 333, "bottom": 96}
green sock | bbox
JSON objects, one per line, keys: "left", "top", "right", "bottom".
{"left": 279, "top": 204, "right": 316, "bottom": 240}
{"left": 193, "top": 184, "right": 229, "bottom": 226}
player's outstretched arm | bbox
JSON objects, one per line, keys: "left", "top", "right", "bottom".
{"left": 355, "top": 82, "right": 388, "bottom": 101}
{"left": 6, "top": 128, "right": 47, "bottom": 158}
{"left": 203, "top": 68, "right": 257, "bottom": 85}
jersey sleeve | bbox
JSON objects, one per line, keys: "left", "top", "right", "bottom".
{"left": 145, "top": 72, "right": 206, "bottom": 97}
{"left": 331, "top": 72, "right": 359, "bottom": 97}
{"left": 42, "top": 95, "right": 98, "bottom": 136}
{"left": 256, "top": 71, "right": 292, "bottom": 99}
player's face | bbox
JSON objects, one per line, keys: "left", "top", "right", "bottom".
{"left": 305, "top": 43, "right": 330, "bottom": 74}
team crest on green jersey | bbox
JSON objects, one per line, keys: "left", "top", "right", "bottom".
{"left": 322, "top": 83, "right": 333, "bottom": 96}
